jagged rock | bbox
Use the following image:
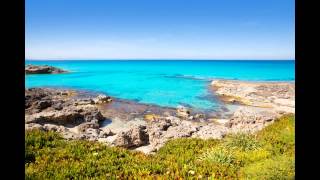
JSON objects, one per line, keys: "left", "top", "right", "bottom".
{"left": 94, "top": 94, "right": 112, "bottom": 104}
{"left": 73, "top": 99, "right": 95, "bottom": 106}
{"left": 98, "top": 128, "right": 114, "bottom": 138}
{"left": 112, "top": 125, "right": 149, "bottom": 148}
{"left": 36, "top": 100, "right": 52, "bottom": 110}
{"left": 79, "top": 128, "right": 101, "bottom": 141}
{"left": 25, "top": 88, "right": 110, "bottom": 142}
{"left": 25, "top": 104, "right": 104, "bottom": 126}
{"left": 77, "top": 122, "right": 100, "bottom": 132}
{"left": 52, "top": 102, "right": 64, "bottom": 110}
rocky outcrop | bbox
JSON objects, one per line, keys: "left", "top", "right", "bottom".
{"left": 228, "top": 106, "right": 279, "bottom": 133}
{"left": 25, "top": 88, "right": 112, "bottom": 141}
{"left": 25, "top": 104, "right": 104, "bottom": 125}
{"left": 25, "top": 65, "right": 68, "bottom": 74}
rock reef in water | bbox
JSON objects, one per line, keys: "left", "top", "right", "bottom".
{"left": 25, "top": 65, "right": 68, "bottom": 74}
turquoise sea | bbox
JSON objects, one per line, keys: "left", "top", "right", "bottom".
{"left": 25, "top": 60, "right": 295, "bottom": 111}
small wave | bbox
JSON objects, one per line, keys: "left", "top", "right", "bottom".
{"left": 163, "top": 74, "right": 211, "bottom": 81}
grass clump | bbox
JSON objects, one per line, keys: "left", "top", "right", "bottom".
{"left": 25, "top": 115, "right": 295, "bottom": 179}
{"left": 198, "top": 146, "right": 235, "bottom": 165}
{"left": 224, "top": 133, "right": 261, "bottom": 151}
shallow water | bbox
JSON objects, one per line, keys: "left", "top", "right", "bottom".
{"left": 25, "top": 60, "right": 294, "bottom": 110}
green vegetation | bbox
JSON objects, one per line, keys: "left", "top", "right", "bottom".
{"left": 25, "top": 115, "right": 295, "bottom": 179}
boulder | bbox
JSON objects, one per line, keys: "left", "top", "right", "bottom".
{"left": 112, "top": 125, "right": 149, "bottom": 148}
{"left": 176, "top": 105, "right": 190, "bottom": 118}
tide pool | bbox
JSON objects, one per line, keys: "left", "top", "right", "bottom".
{"left": 25, "top": 60, "right": 295, "bottom": 110}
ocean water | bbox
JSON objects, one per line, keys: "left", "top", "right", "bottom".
{"left": 25, "top": 60, "right": 295, "bottom": 110}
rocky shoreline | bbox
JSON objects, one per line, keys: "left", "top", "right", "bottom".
{"left": 25, "top": 65, "right": 68, "bottom": 74}
{"left": 25, "top": 80, "right": 295, "bottom": 154}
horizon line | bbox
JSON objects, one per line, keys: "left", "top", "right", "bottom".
{"left": 25, "top": 58, "right": 295, "bottom": 61}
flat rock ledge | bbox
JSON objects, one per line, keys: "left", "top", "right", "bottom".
{"left": 211, "top": 79, "right": 295, "bottom": 114}
{"left": 25, "top": 65, "right": 68, "bottom": 74}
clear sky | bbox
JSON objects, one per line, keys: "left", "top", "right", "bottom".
{"left": 25, "top": 0, "right": 295, "bottom": 60}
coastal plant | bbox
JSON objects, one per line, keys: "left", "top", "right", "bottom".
{"left": 239, "top": 155, "right": 295, "bottom": 179}
{"left": 257, "top": 114, "right": 295, "bottom": 156}
{"left": 25, "top": 114, "right": 295, "bottom": 179}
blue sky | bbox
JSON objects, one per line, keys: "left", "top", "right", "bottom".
{"left": 25, "top": 0, "right": 295, "bottom": 60}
